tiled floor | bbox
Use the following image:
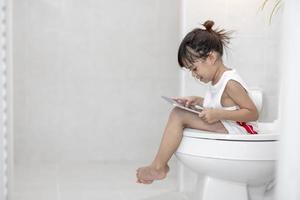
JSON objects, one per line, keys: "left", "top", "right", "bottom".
{"left": 12, "top": 160, "right": 189, "bottom": 200}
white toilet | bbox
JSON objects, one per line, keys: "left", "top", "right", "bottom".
{"left": 175, "top": 89, "right": 279, "bottom": 200}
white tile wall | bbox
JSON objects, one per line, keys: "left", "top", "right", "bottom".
{"left": 13, "top": 0, "right": 180, "bottom": 163}
{"left": 12, "top": 0, "right": 281, "bottom": 167}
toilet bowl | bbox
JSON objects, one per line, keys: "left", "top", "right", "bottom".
{"left": 175, "top": 89, "right": 279, "bottom": 200}
{"left": 175, "top": 125, "right": 278, "bottom": 200}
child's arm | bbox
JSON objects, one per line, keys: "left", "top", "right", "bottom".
{"left": 199, "top": 80, "right": 258, "bottom": 123}
{"left": 219, "top": 80, "right": 259, "bottom": 122}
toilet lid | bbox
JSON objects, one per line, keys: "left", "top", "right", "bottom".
{"left": 183, "top": 128, "right": 279, "bottom": 141}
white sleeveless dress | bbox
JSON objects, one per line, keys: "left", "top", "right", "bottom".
{"left": 203, "top": 69, "right": 259, "bottom": 134}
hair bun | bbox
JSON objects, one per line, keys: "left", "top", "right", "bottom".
{"left": 203, "top": 20, "right": 214, "bottom": 31}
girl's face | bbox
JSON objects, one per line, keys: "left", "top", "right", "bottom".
{"left": 187, "top": 57, "right": 216, "bottom": 83}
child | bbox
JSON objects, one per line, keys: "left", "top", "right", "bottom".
{"left": 136, "top": 20, "right": 259, "bottom": 184}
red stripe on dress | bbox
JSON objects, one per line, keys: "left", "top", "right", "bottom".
{"left": 236, "top": 121, "right": 258, "bottom": 134}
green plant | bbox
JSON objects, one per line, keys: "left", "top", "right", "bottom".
{"left": 260, "top": 0, "right": 283, "bottom": 24}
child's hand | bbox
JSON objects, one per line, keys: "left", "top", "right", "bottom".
{"left": 171, "top": 96, "right": 201, "bottom": 107}
{"left": 198, "top": 108, "right": 221, "bottom": 124}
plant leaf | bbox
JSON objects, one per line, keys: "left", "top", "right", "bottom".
{"left": 269, "top": 0, "right": 282, "bottom": 24}
{"left": 260, "top": 0, "right": 270, "bottom": 11}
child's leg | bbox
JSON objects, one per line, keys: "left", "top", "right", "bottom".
{"left": 136, "top": 107, "right": 227, "bottom": 184}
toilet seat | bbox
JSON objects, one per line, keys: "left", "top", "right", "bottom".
{"left": 177, "top": 128, "right": 279, "bottom": 160}
{"left": 183, "top": 128, "right": 279, "bottom": 141}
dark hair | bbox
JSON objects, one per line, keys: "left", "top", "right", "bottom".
{"left": 178, "top": 20, "right": 232, "bottom": 68}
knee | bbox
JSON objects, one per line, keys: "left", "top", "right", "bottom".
{"left": 169, "top": 107, "right": 198, "bottom": 128}
{"left": 169, "top": 107, "right": 185, "bottom": 122}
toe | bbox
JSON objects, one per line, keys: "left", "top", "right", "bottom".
{"left": 140, "top": 179, "right": 153, "bottom": 184}
{"left": 144, "top": 180, "right": 153, "bottom": 184}
{"left": 136, "top": 179, "right": 142, "bottom": 183}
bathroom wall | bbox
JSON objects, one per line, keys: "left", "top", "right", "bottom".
{"left": 181, "top": 0, "right": 282, "bottom": 122}
{"left": 0, "top": 0, "right": 11, "bottom": 198}
{"left": 277, "top": 0, "right": 300, "bottom": 199}
{"left": 13, "top": 0, "right": 180, "bottom": 164}
{"left": 0, "top": 4, "right": 5, "bottom": 194}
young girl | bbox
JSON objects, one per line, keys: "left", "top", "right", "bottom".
{"left": 136, "top": 20, "right": 259, "bottom": 184}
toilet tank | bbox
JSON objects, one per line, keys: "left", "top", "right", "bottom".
{"left": 248, "top": 88, "right": 263, "bottom": 113}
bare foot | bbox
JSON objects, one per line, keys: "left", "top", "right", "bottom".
{"left": 136, "top": 169, "right": 153, "bottom": 184}
{"left": 136, "top": 164, "right": 169, "bottom": 184}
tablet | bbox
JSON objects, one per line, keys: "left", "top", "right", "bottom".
{"left": 161, "top": 96, "right": 203, "bottom": 114}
